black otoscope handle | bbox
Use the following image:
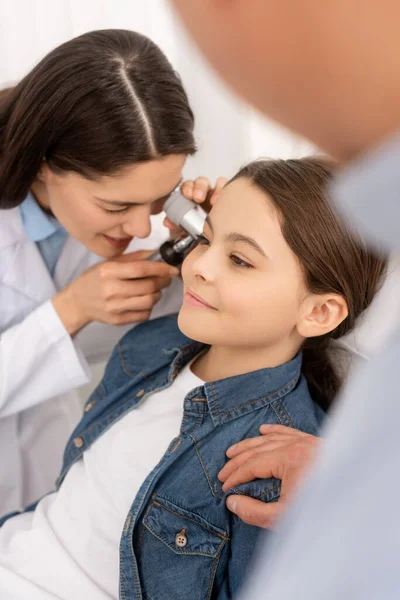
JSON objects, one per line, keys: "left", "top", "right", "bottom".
{"left": 147, "top": 235, "right": 197, "bottom": 267}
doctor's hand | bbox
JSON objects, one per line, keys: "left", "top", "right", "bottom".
{"left": 52, "top": 250, "right": 179, "bottom": 336}
{"left": 163, "top": 176, "right": 228, "bottom": 232}
{"left": 218, "top": 424, "right": 321, "bottom": 529}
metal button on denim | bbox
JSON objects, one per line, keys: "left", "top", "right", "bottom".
{"left": 175, "top": 529, "right": 187, "bottom": 548}
{"left": 73, "top": 436, "right": 84, "bottom": 449}
{"left": 136, "top": 389, "right": 145, "bottom": 398}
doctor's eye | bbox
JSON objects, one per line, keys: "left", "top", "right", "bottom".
{"left": 102, "top": 207, "right": 130, "bottom": 214}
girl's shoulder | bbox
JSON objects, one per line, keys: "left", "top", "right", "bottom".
{"left": 280, "top": 373, "right": 326, "bottom": 434}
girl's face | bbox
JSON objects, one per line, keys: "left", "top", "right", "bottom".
{"left": 179, "top": 178, "right": 308, "bottom": 354}
{"left": 38, "top": 154, "right": 186, "bottom": 258}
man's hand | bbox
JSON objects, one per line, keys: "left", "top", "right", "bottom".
{"left": 218, "top": 424, "right": 321, "bottom": 529}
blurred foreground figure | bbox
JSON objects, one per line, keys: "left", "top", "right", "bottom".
{"left": 172, "top": 1, "right": 400, "bottom": 598}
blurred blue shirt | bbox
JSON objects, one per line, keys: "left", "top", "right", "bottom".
{"left": 20, "top": 192, "right": 68, "bottom": 276}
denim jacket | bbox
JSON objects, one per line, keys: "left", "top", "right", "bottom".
{"left": 8, "top": 315, "right": 325, "bottom": 599}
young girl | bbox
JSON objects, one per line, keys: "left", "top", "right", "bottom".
{"left": 0, "top": 158, "right": 385, "bottom": 600}
{"left": 0, "top": 28, "right": 223, "bottom": 513}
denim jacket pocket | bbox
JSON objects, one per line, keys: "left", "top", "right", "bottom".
{"left": 138, "top": 496, "right": 229, "bottom": 600}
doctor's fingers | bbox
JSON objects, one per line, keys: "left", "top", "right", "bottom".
{"left": 106, "top": 310, "right": 153, "bottom": 326}
{"left": 181, "top": 176, "right": 228, "bottom": 208}
{"left": 181, "top": 177, "right": 209, "bottom": 202}
{"left": 102, "top": 277, "right": 171, "bottom": 300}
{"left": 209, "top": 177, "right": 228, "bottom": 205}
{"left": 106, "top": 292, "right": 162, "bottom": 319}
{"left": 100, "top": 258, "right": 179, "bottom": 281}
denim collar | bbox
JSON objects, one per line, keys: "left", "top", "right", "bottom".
{"left": 166, "top": 341, "right": 302, "bottom": 426}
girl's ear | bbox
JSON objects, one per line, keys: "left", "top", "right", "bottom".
{"left": 297, "top": 294, "right": 348, "bottom": 339}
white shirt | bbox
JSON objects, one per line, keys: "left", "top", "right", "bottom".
{"left": 0, "top": 360, "right": 203, "bottom": 600}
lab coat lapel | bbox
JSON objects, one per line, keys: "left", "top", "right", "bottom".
{"left": 2, "top": 241, "right": 56, "bottom": 303}
{"left": 0, "top": 208, "right": 56, "bottom": 303}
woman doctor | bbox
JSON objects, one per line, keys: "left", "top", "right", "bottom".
{"left": 0, "top": 29, "right": 224, "bottom": 514}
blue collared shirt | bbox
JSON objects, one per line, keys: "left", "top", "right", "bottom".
{"left": 19, "top": 192, "right": 68, "bottom": 276}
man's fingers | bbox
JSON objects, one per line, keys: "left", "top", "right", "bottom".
{"left": 219, "top": 449, "right": 259, "bottom": 483}
{"left": 259, "top": 424, "right": 307, "bottom": 437}
{"left": 226, "top": 436, "right": 267, "bottom": 458}
{"left": 226, "top": 495, "right": 283, "bottom": 529}
{"left": 225, "top": 425, "right": 306, "bottom": 459}
{"left": 219, "top": 439, "right": 299, "bottom": 484}
{"left": 221, "top": 451, "right": 286, "bottom": 492}
{"left": 226, "top": 432, "right": 298, "bottom": 459}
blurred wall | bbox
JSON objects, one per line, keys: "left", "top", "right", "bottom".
{"left": 0, "top": 0, "right": 315, "bottom": 183}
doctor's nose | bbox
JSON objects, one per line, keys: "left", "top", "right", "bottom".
{"left": 123, "top": 205, "right": 152, "bottom": 239}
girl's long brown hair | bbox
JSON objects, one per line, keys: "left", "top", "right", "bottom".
{"left": 232, "top": 157, "right": 386, "bottom": 410}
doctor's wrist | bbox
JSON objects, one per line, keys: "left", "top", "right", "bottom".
{"left": 52, "top": 286, "right": 90, "bottom": 337}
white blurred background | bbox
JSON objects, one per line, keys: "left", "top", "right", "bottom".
{"left": 0, "top": 0, "right": 315, "bottom": 183}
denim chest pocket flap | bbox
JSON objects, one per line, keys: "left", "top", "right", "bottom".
{"left": 142, "top": 497, "right": 228, "bottom": 557}
{"left": 138, "top": 497, "right": 229, "bottom": 600}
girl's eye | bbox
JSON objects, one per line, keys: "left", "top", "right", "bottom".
{"left": 230, "top": 254, "right": 252, "bottom": 269}
{"left": 102, "top": 206, "right": 130, "bottom": 214}
{"left": 194, "top": 235, "right": 252, "bottom": 269}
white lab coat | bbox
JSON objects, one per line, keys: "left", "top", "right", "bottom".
{"left": 0, "top": 207, "right": 183, "bottom": 514}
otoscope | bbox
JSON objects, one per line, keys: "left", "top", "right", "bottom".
{"left": 148, "top": 191, "right": 207, "bottom": 266}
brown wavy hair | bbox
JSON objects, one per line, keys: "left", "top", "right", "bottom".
{"left": 0, "top": 30, "right": 196, "bottom": 209}
{"left": 231, "top": 157, "right": 387, "bottom": 410}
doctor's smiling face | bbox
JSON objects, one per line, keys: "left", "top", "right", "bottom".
{"left": 0, "top": 30, "right": 196, "bottom": 253}
{"left": 34, "top": 154, "right": 186, "bottom": 258}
